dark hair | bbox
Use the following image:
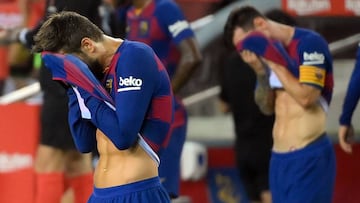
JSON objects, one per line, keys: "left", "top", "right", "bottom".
{"left": 223, "top": 6, "right": 265, "bottom": 48}
{"left": 265, "top": 9, "right": 297, "bottom": 26}
{"left": 33, "top": 11, "right": 104, "bottom": 53}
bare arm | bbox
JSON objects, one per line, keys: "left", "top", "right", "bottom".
{"left": 254, "top": 71, "right": 275, "bottom": 115}
{"left": 171, "top": 37, "right": 202, "bottom": 94}
{"left": 240, "top": 50, "right": 275, "bottom": 115}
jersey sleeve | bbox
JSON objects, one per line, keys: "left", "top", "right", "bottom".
{"left": 78, "top": 43, "right": 160, "bottom": 150}
{"left": 156, "top": 0, "right": 194, "bottom": 45}
{"left": 298, "top": 34, "right": 330, "bottom": 90}
{"left": 339, "top": 46, "right": 360, "bottom": 125}
{"left": 67, "top": 88, "right": 97, "bottom": 153}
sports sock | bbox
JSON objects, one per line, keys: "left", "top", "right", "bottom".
{"left": 35, "top": 172, "right": 65, "bottom": 203}
{"left": 68, "top": 173, "right": 93, "bottom": 203}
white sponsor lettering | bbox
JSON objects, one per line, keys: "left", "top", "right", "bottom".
{"left": 118, "top": 76, "right": 142, "bottom": 92}
{"left": 287, "top": 0, "right": 331, "bottom": 15}
{"left": 168, "top": 20, "right": 189, "bottom": 37}
{"left": 303, "top": 51, "right": 325, "bottom": 65}
{"left": 0, "top": 13, "right": 23, "bottom": 29}
{"left": 345, "top": 0, "right": 360, "bottom": 15}
{"left": 0, "top": 152, "right": 33, "bottom": 173}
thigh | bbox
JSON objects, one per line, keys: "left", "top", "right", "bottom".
{"left": 270, "top": 146, "right": 336, "bottom": 203}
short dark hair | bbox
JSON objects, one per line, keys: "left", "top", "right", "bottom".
{"left": 265, "top": 9, "right": 297, "bottom": 26}
{"left": 223, "top": 6, "right": 265, "bottom": 48}
{"left": 33, "top": 11, "right": 104, "bottom": 53}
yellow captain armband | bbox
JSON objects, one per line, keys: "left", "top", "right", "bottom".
{"left": 299, "top": 65, "right": 325, "bottom": 87}
{"left": 33, "top": 53, "right": 42, "bottom": 70}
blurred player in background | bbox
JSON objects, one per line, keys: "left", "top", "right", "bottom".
{"left": 224, "top": 6, "right": 335, "bottom": 203}
{"left": 125, "top": 0, "right": 202, "bottom": 199}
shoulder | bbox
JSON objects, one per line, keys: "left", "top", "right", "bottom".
{"left": 295, "top": 27, "right": 328, "bottom": 46}
{"left": 155, "top": 0, "right": 180, "bottom": 12}
{"left": 122, "top": 40, "right": 155, "bottom": 58}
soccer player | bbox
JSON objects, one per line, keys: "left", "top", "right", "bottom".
{"left": 219, "top": 9, "right": 298, "bottom": 203}
{"left": 224, "top": 6, "right": 335, "bottom": 203}
{"left": 33, "top": 11, "right": 173, "bottom": 202}
{"left": 125, "top": 0, "right": 202, "bottom": 199}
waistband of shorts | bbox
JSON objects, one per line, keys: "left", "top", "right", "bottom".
{"left": 271, "top": 133, "right": 332, "bottom": 159}
{"left": 93, "top": 176, "right": 161, "bottom": 197}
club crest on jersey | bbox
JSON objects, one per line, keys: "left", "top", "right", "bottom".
{"left": 117, "top": 76, "right": 143, "bottom": 92}
{"left": 139, "top": 20, "right": 149, "bottom": 36}
{"left": 105, "top": 79, "right": 113, "bottom": 92}
{"left": 315, "top": 69, "right": 324, "bottom": 80}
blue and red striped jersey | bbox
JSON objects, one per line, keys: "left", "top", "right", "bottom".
{"left": 125, "top": 0, "right": 194, "bottom": 78}
{"left": 101, "top": 40, "right": 174, "bottom": 152}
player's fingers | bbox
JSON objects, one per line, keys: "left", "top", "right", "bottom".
{"left": 338, "top": 128, "right": 352, "bottom": 154}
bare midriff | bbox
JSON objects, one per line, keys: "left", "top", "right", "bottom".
{"left": 272, "top": 90, "right": 326, "bottom": 152}
{"left": 94, "top": 130, "right": 158, "bottom": 188}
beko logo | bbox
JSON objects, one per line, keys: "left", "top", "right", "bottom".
{"left": 118, "top": 76, "right": 143, "bottom": 92}
{"left": 168, "top": 20, "right": 189, "bottom": 37}
{"left": 303, "top": 52, "right": 325, "bottom": 65}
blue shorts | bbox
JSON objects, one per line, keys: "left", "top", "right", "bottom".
{"left": 88, "top": 177, "right": 170, "bottom": 203}
{"left": 269, "top": 134, "right": 336, "bottom": 203}
{"left": 159, "top": 99, "right": 187, "bottom": 198}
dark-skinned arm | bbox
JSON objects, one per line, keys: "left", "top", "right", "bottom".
{"left": 171, "top": 37, "right": 202, "bottom": 94}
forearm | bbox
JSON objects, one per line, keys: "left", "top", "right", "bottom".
{"left": 254, "top": 72, "right": 275, "bottom": 115}
{"left": 83, "top": 96, "right": 138, "bottom": 150}
{"left": 171, "top": 58, "right": 201, "bottom": 93}
{"left": 68, "top": 91, "right": 97, "bottom": 153}
{"left": 339, "top": 62, "right": 360, "bottom": 125}
{"left": 171, "top": 38, "right": 202, "bottom": 93}
{"left": 270, "top": 64, "right": 320, "bottom": 108}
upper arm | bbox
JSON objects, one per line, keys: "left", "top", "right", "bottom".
{"left": 114, "top": 43, "right": 159, "bottom": 141}
{"left": 298, "top": 34, "right": 332, "bottom": 91}
{"left": 156, "top": 1, "right": 194, "bottom": 45}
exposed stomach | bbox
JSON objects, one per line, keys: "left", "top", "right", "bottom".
{"left": 94, "top": 130, "right": 158, "bottom": 188}
{"left": 272, "top": 90, "right": 327, "bottom": 152}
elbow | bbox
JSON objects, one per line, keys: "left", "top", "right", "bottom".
{"left": 193, "top": 52, "right": 203, "bottom": 68}
{"left": 74, "top": 141, "right": 95, "bottom": 153}
{"left": 110, "top": 131, "right": 138, "bottom": 150}
{"left": 259, "top": 106, "right": 275, "bottom": 116}
{"left": 76, "top": 147, "right": 93, "bottom": 154}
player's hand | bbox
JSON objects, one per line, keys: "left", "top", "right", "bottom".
{"left": 262, "top": 58, "right": 284, "bottom": 70}
{"left": 240, "top": 50, "right": 267, "bottom": 75}
{"left": 338, "top": 125, "right": 355, "bottom": 154}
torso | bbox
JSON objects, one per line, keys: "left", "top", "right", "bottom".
{"left": 94, "top": 130, "right": 158, "bottom": 188}
{"left": 272, "top": 90, "right": 326, "bottom": 152}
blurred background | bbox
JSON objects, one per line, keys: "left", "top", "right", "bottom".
{"left": 1, "top": 0, "right": 360, "bottom": 202}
